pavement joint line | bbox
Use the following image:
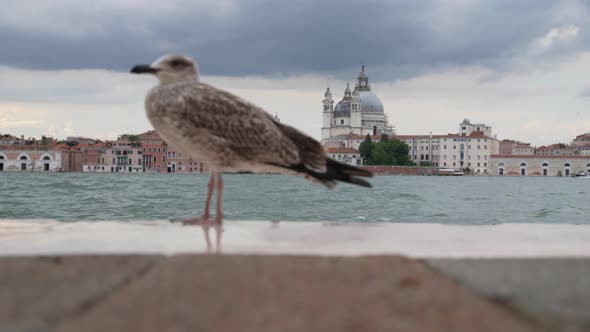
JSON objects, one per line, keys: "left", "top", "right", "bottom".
{"left": 422, "top": 260, "right": 546, "bottom": 332}
{"left": 51, "top": 255, "right": 161, "bottom": 330}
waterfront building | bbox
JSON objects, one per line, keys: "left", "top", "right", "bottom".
{"left": 84, "top": 136, "right": 143, "bottom": 172}
{"left": 0, "top": 142, "right": 84, "bottom": 172}
{"left": 0, "top": 147, "right": 62, "bottom": 172}
{"left": 490, "top": 155, "right": 590, "bottom": 176}
{"left": 396, "top": 120, "right": 498, "bottom": 174}
{"left": 499, "top": 140, "right": 533, "bottom": 155}
{"left": 139, "top": 130, "right": 168, "bottom": 172}
{"left": 535, "top": 144, "right": 577, "bottom": 157}
{"left": 322, "top": 118, "right": 498, "bottom": 174}
{"left": 0, "top": 134, "right": 22, "bottom": 145}
{"left": 571, "top": 133, "right": 590, "bottom": 148}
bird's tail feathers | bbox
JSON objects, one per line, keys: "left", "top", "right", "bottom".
{"left": 271, "top": 158, "right": 373, "bottom": 189}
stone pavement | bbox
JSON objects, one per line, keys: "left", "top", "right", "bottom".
{"left": 428, "top": 259, "right": 590, "bottom": 332}
{"left": 3, "top": 255, "right": 540, "bottom": 332}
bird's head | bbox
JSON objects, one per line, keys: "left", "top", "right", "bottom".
{"left": 131, "top": 54, "right": 199, "bottom": 85}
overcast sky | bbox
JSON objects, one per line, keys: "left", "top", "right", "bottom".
{"left": 1, "top": 0, "right": 589, "bottom": 145}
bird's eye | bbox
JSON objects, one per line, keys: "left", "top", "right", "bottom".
{"left": 170, "top": 59, "right": 185, "bottom": 68}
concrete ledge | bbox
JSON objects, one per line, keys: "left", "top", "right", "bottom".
{"left": 1, "top": 220, "right": 590, "bottom": 258}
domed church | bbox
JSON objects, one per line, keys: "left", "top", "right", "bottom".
{"left": 321, "top": 66, "right": 394, "bottom": 145}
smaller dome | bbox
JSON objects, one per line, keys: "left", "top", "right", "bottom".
{"left": 333, "top": 100, "right": 351, "bottom": 116}
{"left": 324, "top": 87, "right": 332, "bottom": 99}
{"left": 462, "top": 118, "right": 471, "bottom": 124}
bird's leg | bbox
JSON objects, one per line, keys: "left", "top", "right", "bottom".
{"left": 213, "top": 173, "right": 224, "bottom": 224}
{"left": 182, "top": 172, "right": 216, "bottom": 225}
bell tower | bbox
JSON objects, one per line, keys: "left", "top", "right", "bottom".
{"left": 321, "top": 87, "right": 334, "bottom": 139}
{"left": 351, "top": 85, "right": 362, "bottom": 133}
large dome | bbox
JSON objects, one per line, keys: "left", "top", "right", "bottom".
{"left": 359, "top": 91, "right": 384, "bottom": 114}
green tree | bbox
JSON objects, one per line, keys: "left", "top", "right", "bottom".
{"left": 359, "top": 134, "right": 374, "bottom": 164}
{"left": 371, "top": 143, "right": 395, "bottom": 165}
{"left": 123, "top": 134, "right": 141, "bottom": 142}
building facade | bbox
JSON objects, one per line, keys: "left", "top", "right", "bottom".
{"left": 490, "top": 156, "right": 590, "bottom": 176}
{"left": 0, "top": 147, "right": 62, "bottom": 172}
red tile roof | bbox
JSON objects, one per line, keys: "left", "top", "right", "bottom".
{"left": 326, "top": 147, "right": 359, "bottom": 154}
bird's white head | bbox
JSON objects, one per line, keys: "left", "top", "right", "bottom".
{"left": 131, "top": 54, "right": 199, "bottom": 85}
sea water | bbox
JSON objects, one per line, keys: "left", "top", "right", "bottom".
{"left": 0, "top": 172, "right": 588, "bottom": 224}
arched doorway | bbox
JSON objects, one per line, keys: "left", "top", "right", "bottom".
{"left": 587, "top": 163, "right": 590, "bottom": 175}
{"left": 542, "top": 162, "right": 549, "bottom": 176}
{"left": 42, "top": 156, "right": 51, "bottom": 171}
{"left": 0, "top": 155, "right": 4, "bottom": 171}
{"left": 19, "top": 155, "right": 29, "bottom": 171}
{"left": 498, "top": 161, "right": 505, "bottom": 176}
{"left": 520, "top": 162, "right": 527, "bottom": 176}
{"left": 564, "top": 163, "right": 571, "bottom": 177}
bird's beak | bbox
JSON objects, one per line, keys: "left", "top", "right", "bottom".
{"left": 130, "top": 64, "right": 160, "bottom": 74}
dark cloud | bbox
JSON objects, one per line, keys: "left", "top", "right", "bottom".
{"left": 1, "top": 0, "right": 589, "bottom": 79}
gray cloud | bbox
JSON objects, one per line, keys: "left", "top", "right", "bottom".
{"left": 1, "top": 0, "right": 589, "bottom": 79}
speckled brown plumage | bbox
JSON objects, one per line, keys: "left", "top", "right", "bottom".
{"left": 132, "top": 54, "right": 371, "bottom": 223}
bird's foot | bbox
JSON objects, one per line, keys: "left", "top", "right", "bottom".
{"left": 180, "top": 215, "right": 210, "bottom": 225}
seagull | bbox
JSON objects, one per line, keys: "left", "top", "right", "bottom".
{"left": 131, "top": 55, "right": 372, "bottom": 224}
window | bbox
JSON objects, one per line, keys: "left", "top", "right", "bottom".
{"left": 340, "top": 119, "right": 344, "bottom": 125}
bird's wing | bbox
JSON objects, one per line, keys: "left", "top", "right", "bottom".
{"left": 263, "top": 115, "right": 327, "bottom": 173}
{"left": 150, "top": 82, "right": 311, "bottom": 168}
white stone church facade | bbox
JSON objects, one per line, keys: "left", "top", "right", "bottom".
{"left": 321, "top": 66, "right": 394, "bottom": 147}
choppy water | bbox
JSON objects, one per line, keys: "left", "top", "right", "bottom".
{"left": 0, "top": 173, "right": 589, "bottom": 224}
